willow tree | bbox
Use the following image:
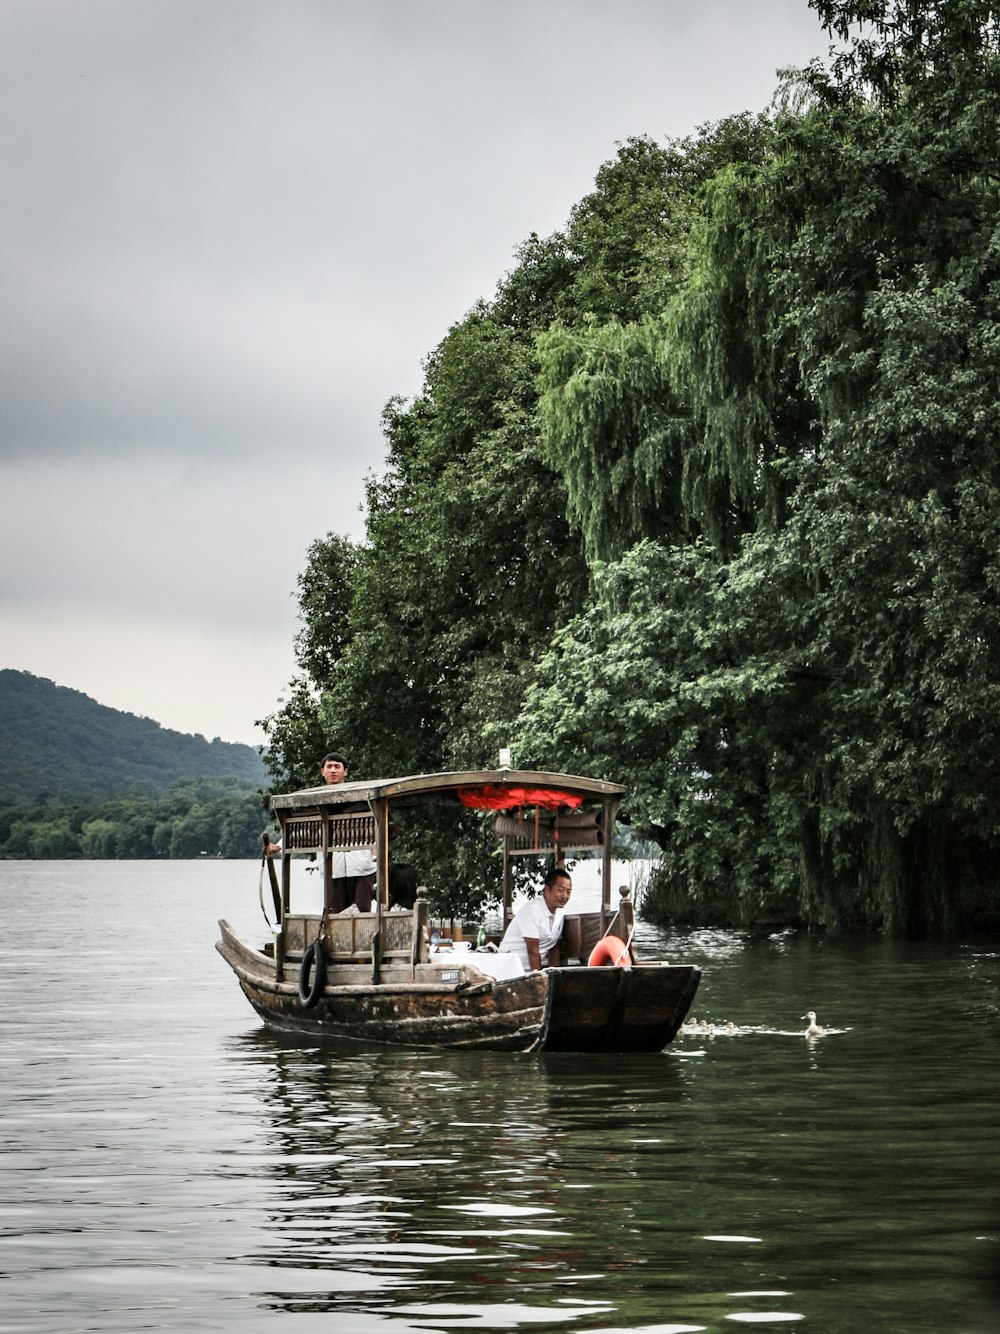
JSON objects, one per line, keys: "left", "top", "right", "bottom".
{"left": 519, "top": 0, "right": 1000, "bottom": 933}
{"left": 536, "top": 117, "right": 778, "bottom": 565}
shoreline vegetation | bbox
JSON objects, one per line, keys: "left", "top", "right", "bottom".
{"left": 1, "top": 669, "right": 271, "bottom": 860}
{"left": 7, "top": 781, "right": 994, "bottom": 937}
{"left": 0, "top": 780, "right": 272, "bottom": 861}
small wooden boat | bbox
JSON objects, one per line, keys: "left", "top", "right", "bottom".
{"left": 216, "top": 768, "right": 700, "bottom": 1052}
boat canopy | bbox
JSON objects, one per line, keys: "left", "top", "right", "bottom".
{"left": 270, "top": 769, "right": 625, "bottom": 813}
{"left": 269, "top": 769, "right": 628, "bottom": 919}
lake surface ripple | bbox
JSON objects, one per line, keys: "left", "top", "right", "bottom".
{"left": 1, "top": 861, "right": 998, "bottom": 1333}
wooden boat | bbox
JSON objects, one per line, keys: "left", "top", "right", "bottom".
{"left": 216, "top": 768, "right": 700, "bottom": 1052}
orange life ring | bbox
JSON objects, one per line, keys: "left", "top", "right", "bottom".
{"left": 587, "top": 934, "right": 632, "bottom": 968}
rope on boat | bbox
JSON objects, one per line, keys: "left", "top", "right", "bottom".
{"left": 258, "top": 855, "right": 273, "bottom": 926}
{"left": 258, "top": 833, "right": 282, "bottom": 927}
{"left": 592, "top": 901, "right": 637, "bottom": 965}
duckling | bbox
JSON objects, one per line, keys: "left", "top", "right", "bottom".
{"left": 801, "top": 1010, "right": 825, "bottom": 1038}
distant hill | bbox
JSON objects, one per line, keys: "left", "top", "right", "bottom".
{"left": 0, "top": 669, "right": 267, "bottom": 806}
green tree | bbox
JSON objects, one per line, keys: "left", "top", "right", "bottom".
{"left": 116, "top": 809, "right": 155, "bottom": 858}
{"left": 168, "top": 808, "right": 216, "bottom": 859}
{"left": 152, "top": 820, "right": 174, "bottom": 857}
{"left": 218, "top": 796, "right": 270, "bottom": 858}
{"left": 323, "top": 340, "right": 586, "bottom": 784}
{"left": 292, "top": 532, "right": 359, "bottom": 686}
{"left": 513, "top": 540, "right": 805, "bottom": 927}
{"left": 4, "top": 818, "right": 35, "bottom": 857}
{"left": 537, "top": 118, "right": 778, "bottom": 566}
{"left": 81, "top": 818, "right": 118, "bottom": 859}
{"left": 520, "top": 0, "right": 1000, "bottom": 933}
{"left": 29, "top": 817, "right": 80, "bottom": 859}
{"left": 258, "top": 533, "right": 360, "bottom": 791}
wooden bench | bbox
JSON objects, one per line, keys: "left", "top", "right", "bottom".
{"left": 282, "top": 904, "right": 427, "bottom": 968}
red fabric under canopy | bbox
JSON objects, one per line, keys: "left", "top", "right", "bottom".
{"left": 457, "top": 786, "right": 584, "bottom": 812}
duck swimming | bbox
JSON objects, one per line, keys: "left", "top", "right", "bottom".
{"left": 801, "top": 1010, "right": 826, "bottom": 1038}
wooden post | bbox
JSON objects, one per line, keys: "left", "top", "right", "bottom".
{"left": 502, "top": 835, "right": 514, "bottom": 929}
{"left": 370, "top": 796, "right": 389, "bottom": 983}
{"left": 278, "top": 818, "right": 290, "bottom": 983}
{"left": 562, "top": 914, "right": 582, "bottom": 963}
{"left": 600, "top": 796, "right": 619, "bottom": 926}
{"left": 615, "top": 886, "right": 636, "bottom": 961}
{"left": 322, "top": 809, "right": 333, "bottom": 915}
{"left": 412, "top": 885, "right": 429, "bottom": 974}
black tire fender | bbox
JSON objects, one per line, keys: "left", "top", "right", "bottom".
{"left": 298, "top": 939, "right": 326, "bottom": 1009}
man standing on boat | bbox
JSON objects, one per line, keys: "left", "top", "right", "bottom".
{"left": 320, "top": 752, "right": 376, "bottom": 912}
{"left": 498, "top": 867, "right": 572, "bottom": 971}
{"left": 267, "top": 752, "right": 375, "bottom": 912}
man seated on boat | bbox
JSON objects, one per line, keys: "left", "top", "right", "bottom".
{"left": 498, "top": 867, "right": 572, "bottom": 971}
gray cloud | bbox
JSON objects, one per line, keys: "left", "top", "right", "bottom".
{"left": 0, "top": 0, "right": 829, "bottom": 741}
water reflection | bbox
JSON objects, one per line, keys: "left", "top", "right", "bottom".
{"left": 216, "top": 926, "right": 1000, "bottom": 1332}
{"left": 220, "top": 1035, "right": 819, "bottom": 1330}
{"left": 224, "top": 1031, "right": 700, "bottom": 1326}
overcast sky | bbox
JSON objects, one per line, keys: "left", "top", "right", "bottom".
{"left": 1, "top": 0, "right": 830, "bottom": 747}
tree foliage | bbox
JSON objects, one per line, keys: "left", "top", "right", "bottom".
{"left": 537, "top": 120, "right": 780, "bottom": 563}
{"left": 518, "top": 0, "right": 1000, "bottom": 933}
{"left": 264, "top": 0, "right": 1000, "bottom": 934}
{"left": 0, "top": 779, "right": 273, "bottom": 860}
{"left": 0, "top": 669, "right": 266, "bottom": 808}
{"left": 261, "top": 268, "right": 589, "bottom": 916}
{"left": 314, "top": 310, "right": 587, "bottom": 788}
{"left": 258, "top": 532, "right": 360, "bottom": 791}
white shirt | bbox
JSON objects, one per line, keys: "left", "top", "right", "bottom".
{"left": 499, "top": 895, "right": 565, "bottom": 971}
{"left": 272, "top": 845, "right": 375, "bottom": 877}
{"left": 334, "top": 847, "right": 375, "bottom": 878}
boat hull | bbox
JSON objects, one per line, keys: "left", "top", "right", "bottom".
{"left": 217, "top": 920, "right": 699, "bottom": 1053}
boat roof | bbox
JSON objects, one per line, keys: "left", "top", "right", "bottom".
{"left": 270, "top": 768, "right": 626, "bottom": 814}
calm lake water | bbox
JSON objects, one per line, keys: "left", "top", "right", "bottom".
{"left": 2, "top": 859, "right": 998, "bottom": 1334}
